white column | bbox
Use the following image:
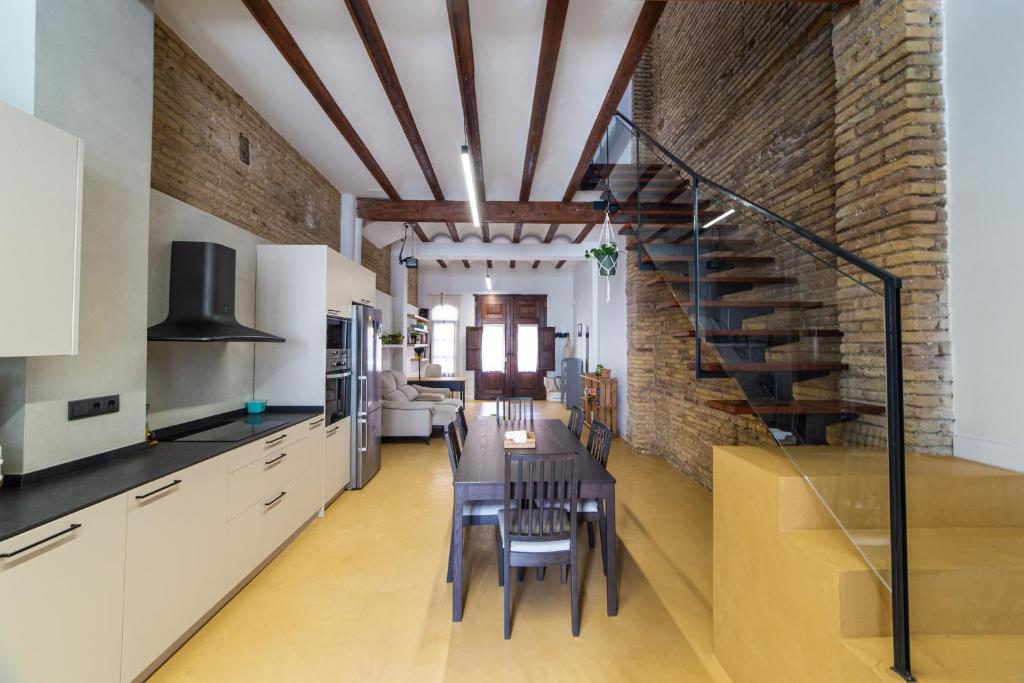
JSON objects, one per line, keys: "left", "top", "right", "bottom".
{"left": 353, "top": 218, "right": 363, "bottom": 264}
{"left": 340, "top": 192, "right": 356, "bottom": 259}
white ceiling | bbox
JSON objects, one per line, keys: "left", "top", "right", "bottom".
{"left": 155, "top": 0, "right": 642, "bottom": 257}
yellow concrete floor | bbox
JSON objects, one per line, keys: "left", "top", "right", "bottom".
{"left": 152, "top": 401, "right": 729, "bottom": 682}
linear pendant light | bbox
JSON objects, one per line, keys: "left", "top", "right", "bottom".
{"left": 461, "top": 145, "right": 482, "bottom": 228}
{"left": 702, "top": 208, "right": 736, "bottom": 230}
{"left": 485, "top": 265, "right": 493, "bottom": 290}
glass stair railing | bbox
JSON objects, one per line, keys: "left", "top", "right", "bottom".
{"left": 589, "top": 113, "right": 914, "bottom": 681}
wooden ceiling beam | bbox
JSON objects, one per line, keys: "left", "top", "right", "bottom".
{"left": 544, "top": 1, "right": 666, "bottom": 246}
{"left": 241, "top": 0, "right": 397, "bottom": 200}
{"left": 555, "top": 223, "right": 596, "bottom": 268}
{"left": 358, "top": 199, "right": 709, "bottom": 223}
{"left": 447, "top": 0, "right": 490, "bottom": 265}
{"left": 513, "top": 0, "right": 569, "bottom": 267}
{"left": 345, "top": 0, "right": 467, "bottom": 268}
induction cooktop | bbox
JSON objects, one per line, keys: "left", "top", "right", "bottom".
{"left": 172, "top": 417, "right": 290, "bottom": 442}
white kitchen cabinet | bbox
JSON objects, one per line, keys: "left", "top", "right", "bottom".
{"left": 0, "top": 495, "right": 127, "bottom": 683}
{"left": 228, "top": 437, "right": 308, "bottom": 519}
{"left": 0, "top": 101, "right": 83, "bottom": 357}
{"left": 226, "top": 464, "right": 315, "bottom": 589}
{"left": 121, "top": 457, "right": 228, "bottom": 682}
{"left": 352, "top": 264, "right": 377, "bottom": 307}
{"left": 327, "top": 249, "right": 353, "bottom": 316}
{"left": 324, "top": 416, "right": 351, "bottom": 502}
{"left": 304, "top": 414, "right": 326, "bottom": 515}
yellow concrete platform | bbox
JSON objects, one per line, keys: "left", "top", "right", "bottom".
{"left": 715, "top": 444, "right": 1024, "bottom": 683}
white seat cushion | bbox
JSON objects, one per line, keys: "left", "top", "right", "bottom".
{"left": 535, "top": 499, "right": 600, "bottom": 514}
{"left": 463, "top": 500, "right": 506, "bottom": 517}
{"left": 497, "top": 510, "right": 571, "bottom": 553}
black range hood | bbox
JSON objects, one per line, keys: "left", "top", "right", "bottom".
{"left": 148, "top": 241, "right": 285, "bottom": 343}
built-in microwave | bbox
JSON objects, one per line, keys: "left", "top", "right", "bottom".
{"left": 327, "top": 315, "right": 351, "bottom": 375}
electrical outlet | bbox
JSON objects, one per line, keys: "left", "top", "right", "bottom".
{"left": 68, "top": 394, "right": 120, "bottom": 421}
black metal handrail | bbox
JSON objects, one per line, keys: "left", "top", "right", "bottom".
{"left": 611, "top": 111, "right": 901, "bottom": 287}
{"left": 610, "top": 111, "right": 914, "bottom": 681}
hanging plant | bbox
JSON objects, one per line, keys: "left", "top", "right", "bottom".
{"left": 586, "top": 210, "right": 620, "bottom": 301}
{"left": 584, "top": 243, "right": 619, "bottom": 276}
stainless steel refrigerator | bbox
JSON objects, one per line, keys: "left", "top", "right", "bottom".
{"left": 349, "top": 303, "right": 382, "bottom": 489}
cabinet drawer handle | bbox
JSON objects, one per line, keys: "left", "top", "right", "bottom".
{"left": 265, "top": 433, "right": 287, "bottom": 446}
{"left": 135, "top": 479, "right": 182, "bottom": 500}
{"left": 264, "top": 491, "right": 287, "bottom": 507}
{"left": 1, "top": 524, "right": 82, "bottom": 559}
{"left": 309, "top": 418, "right": 324, "bottom": 428}
{"left": 264, "top": 453, "right": 287, "bottom": 467}
{"left": 326, "top": 426, "right": 339, "bottom": 436}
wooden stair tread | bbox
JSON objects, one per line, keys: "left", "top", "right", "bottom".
{"left": 641, "top": 254, "right": 773, "bottom": 265}
{"left": 670, "top": 328, "right": 844, "bottom": 339}
{"left": 691, "top": 361, "right": 847, "bottom": 372}
{"left": 648, "top": 274, "right": 797, "bottom": 286}
{"left": 708, "top": 399, "right": 883, "bottom": 415}
{"left": 655, "top": 300, "right": 825, "bottom": 311}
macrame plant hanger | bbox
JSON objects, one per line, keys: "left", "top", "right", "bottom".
{"left": 597, "top": 209, "right": 616, "bottom": 303}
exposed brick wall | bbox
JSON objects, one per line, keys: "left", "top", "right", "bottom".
{"left": 152, "top": 19, "right": 340, "bottom": 249}
{"left": 361, "top": 238, "right": 391, "bottom": 296}
{"left": 831, "top": 0, "right": 952, "bottom": 454}
{"left": 627, "top": 0, "right": 953, "bottom": 486}
{"left": 627, "top": 3, "right": 839, "bottom": 487}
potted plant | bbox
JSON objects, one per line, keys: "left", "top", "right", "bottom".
{"left": 584, "top": 242, "right": 619, "bottom": 277}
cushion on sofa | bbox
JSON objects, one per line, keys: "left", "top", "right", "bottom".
{"left": 381, "top": 371, "right": 398, "bottom": 396}
{"left": 414, "top": 392, "right": 445, "bottom": 401}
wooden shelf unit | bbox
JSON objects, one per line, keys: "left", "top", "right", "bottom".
{"left": 581, "top": 373, "right": 617, "bottom": 436}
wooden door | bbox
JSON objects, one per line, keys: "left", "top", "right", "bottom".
{"left": 467, "top": 295, "right": 554, "bottom": 400}
{"left": 470, "top": 294, "right": 510, "bottom": 400}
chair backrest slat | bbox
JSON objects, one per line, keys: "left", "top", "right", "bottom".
{"left": 586, "top": 420, "right": 612, "bottom": 469}
{"left": 504, "top": 451, "right": 577, "bottom": 543}
{"left": 567, "top": 405, "right": 584, "bottom": 440}
{"left": 456, "top": 405, "right": 469, "bottom": 443}
{"left": 444, "top": 421, "right": 461, "bottom": 476}
{"left": 496, "top": 396, "right": 534, "bottom": 422}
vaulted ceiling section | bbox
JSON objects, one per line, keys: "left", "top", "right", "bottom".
{"left": 156, "top": 0, "right": 667, "bottom": 267}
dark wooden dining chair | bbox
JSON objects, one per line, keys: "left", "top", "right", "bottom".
{"left": 579, "top": 420, "right": 613, "bottom": 572}
{"left": 567, "top": 405, "right": 585, "bottom": 440}
{"left": 455, "top": 405, "right": 469, "bottom": 445}
{"left": 495, "top": 396, "right": 534, "bottom": 421}
{"left": 496, "top": 451, "right": 580, "bottom": 638}
{"left": 445, "top": 422, "right": 504, "bottom": 584}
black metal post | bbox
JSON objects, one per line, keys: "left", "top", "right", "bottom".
{"left": 884, "top": 281, "right": 914, "bottom": 681}
{"left": 692, "top": 176, "right": 703, "bottom": 379}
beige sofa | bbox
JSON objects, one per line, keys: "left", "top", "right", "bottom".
{"left": 381, "top": 369, "right": 463, "bottom": 441}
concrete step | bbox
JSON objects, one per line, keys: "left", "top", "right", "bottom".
{"left": 729, "top": 446, "right": 1024, "bottom": 530}
{"left": 844, "top": 634, "right": 1024, "bottom": 683}
{"left": 790, "top": 526, "right": 1024, "bottom": 636}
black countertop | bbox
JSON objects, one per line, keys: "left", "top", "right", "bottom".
{"left": 0, "top": 408, "right": 323, "bottom": 542}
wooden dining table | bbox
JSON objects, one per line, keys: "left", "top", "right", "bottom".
{"left": 451, "top": 418, "right": 618, "bottom": 621}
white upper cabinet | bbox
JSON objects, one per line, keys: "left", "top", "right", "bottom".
{"left": 0, "top": 102, "right": 83, "bottom": 357}
{"left": 353, "top": 264, "right": 377, "bottom": 307}
{"left": 326, "top": 249, "right": 352, "bottom": 316}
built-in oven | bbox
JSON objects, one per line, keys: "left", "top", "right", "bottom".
{"left": 326, "top": 315, "right": 352, "bottom": 426}
{"left": 326, "top": 371, "right": 351, "bottom": 427}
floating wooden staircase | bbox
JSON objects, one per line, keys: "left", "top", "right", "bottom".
{"left": 586, "top": 159, "right": 885, "bottom": 446}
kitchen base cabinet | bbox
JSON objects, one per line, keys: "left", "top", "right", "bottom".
{"left": 304, "top": 414, "right": 326, "bottom": 515}
{"left": 226, "top": 464, "right": 316, "bottom": 589}
{"left": 0, "top": 495, "right": 127, "bottom": 683}
{"left": 121, "top": 456, "right": 228, "bottom": 682}
{"left": 324, "top": 416, "right": 351, "bottom": 502}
